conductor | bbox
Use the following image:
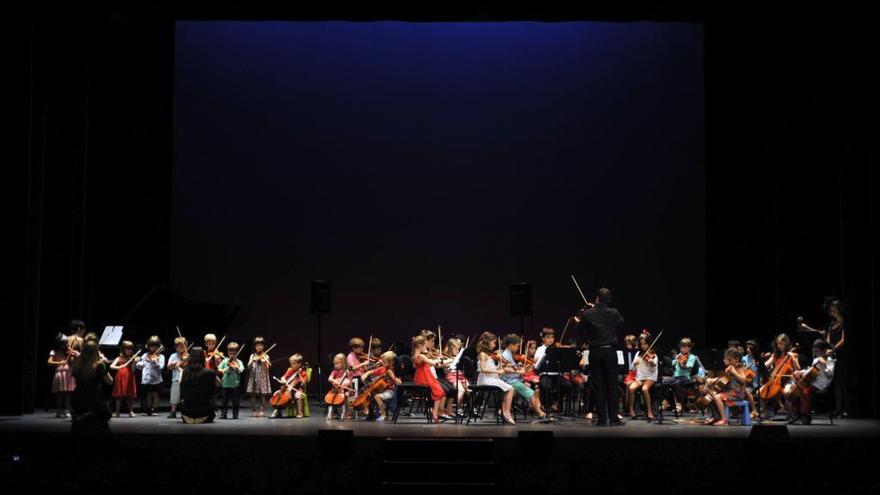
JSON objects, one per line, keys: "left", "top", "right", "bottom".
{"left": 577, "top": 287, "right": 625, "bottom": 426}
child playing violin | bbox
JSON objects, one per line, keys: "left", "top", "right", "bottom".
{"left": 626, "top": 333, "right": 658, "bottom": 421}
{"left": 246, "top": 336, "right": 272, "bottom": 417}
{"left": 203, "top": 333, "right": 224, "bottom": 372}
{"left": 412, "top": 335, "right": 450, "bottom": 423}
{"left": 787, "top": 339, "right": 835, "bottom": 425}
{"left": 671, "top": 337, "right": 706, "bottom": 415}
{"left": 167, "top": 337, "right": 188, "bottom": 419}
{"left": 360, "top": 351, "right": 401, "bottom": 422}
{"left": 136, "top": 336, "right": 165, "bottom": 416}
{"left": 48, "top": 337, "right": 76, "bottom": 418}
{"left": 622, "top": 334, "right": 638, "bottom": 387}
{"left": 218, "top": 342, "right": 244, "bottom": 419}
{"left": 476, "top": 332, "right": 516, "bottom": 425}
{"left": 440, "top": 337, "right": 470, "bottom": 418}
{"left": 327, "top": 353, "right": 352, "bottom": 421}
{"left": 522, "top": 340, "right": 540, "bottom": 388}
{"left": 110, "top": 340, "right": 138, "bottom": 418}
{"left": 702, "top": 347, "right": 749, "bottom": 426}
{"left": 500, "top": 334, "right": 547, "bottom": 420}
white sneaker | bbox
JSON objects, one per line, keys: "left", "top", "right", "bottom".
{"left": 375, "top": 416, "right": 385, "bottom": 422}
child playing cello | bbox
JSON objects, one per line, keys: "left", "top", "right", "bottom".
{"left": 271, "top": 354, "right": 309, "bottom": 418}
{"left": 326, "top": 353, "right": 352, "bottom": 421}
{"left": 360, "top": 351, "right": 401, "bottom": 422}
{"left": 703, "top": 347, "right": 749, "bottom": 426}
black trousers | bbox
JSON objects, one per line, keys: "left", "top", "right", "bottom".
{"left": 221, "top": 387, "right": 240, "bottom": 415}
{"left": 589, "top": 347, "right": 619, "bottom": 423}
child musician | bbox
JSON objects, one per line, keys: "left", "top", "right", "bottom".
{"left": 522, "top": 340, "right": 540, "bottom": 388}
{"left": 476, "top": 332, "right": 516, "bottom": 425}
{"left": 136, "top": 336, "right": 165, "bottom": 416}
{"left": 742, "top": 340, "right": 760, "bottom": 420}
{"left": 110, "top": 340, "right": 138, "bottom": 418}
{"left": 271, "top": 354, "right": 309, "bottom": 418}
{"left": 622, "top": 334, "right": 638, "bottom": 387}
{"left": 500, "top": 334, "right": 547, "bottom": 420}
{"left": 218, "top": 342, "right": 244, "bottom": 419}
{"left": 246, "top": 336, "right": 272, "bottom": 417}
{"left": 532, "top": 327, "right": 570, "bottom": 413}
{"left": 360, "top": 351, "right": 401, "bottom": 422}
{"left": 167, "top": 337, "right": 188, "bottom": 419}
{"left": 440, "top": 337, "right": 469, "bottom": 418}
{"left": 626, "top": 333, "right": 658, "bottom": 421}
{"left": 787, "top": 339, "right": 835, "bottom": 425}
{"left": 412, "top": 335, "right": 449, "bottom": 423}
{"left": 763, "top": 333, "right": 801, "bottom": 416}
{"left": 346, "top": 337, "right": 367, "bottom": 409}
{"left": 671, "top": 337, "right": 706, "bottom": 414}
{"left": 704, "top": 347, "right": 749, "bottom": 426}
{"left": 327, "top": 353, "right": 351, "bottom": 421}
{"left": 47, "top": 338, "right": 76, "bottom": 418}
{"left": 203, "top": 333, "right": 224, "bottom": 372}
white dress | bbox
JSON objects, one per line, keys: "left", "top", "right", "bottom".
{"left": 634, "top": 351, "right": 658, "bottom": 382}
{"left": 476, "top": 354, "right": 513, "bottom": 392}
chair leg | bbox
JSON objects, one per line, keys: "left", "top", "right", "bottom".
{"left": 392, "top": 390, "right": 406, "bottom": 423}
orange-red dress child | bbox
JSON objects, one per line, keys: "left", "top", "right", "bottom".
{"left": 412, "top": 335, "right": 447, "bottom": 423}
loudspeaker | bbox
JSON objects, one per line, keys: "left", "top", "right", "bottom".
{"left": 310, "top": 280, "right": 332, "bottom": 314}
{"left": 510, "top": 283, "right": 533, "bottom": 315}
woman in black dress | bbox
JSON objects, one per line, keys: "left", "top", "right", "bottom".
{"left": 800, "top": 296, "right": 848, "bottom": 417}
{"left": 180, "top": 347, "right": 220, "bottom": 424}
{"left": 823, "top": 298, "right": 848, "bottom": 417}
{"left": 71, "top": 340, "right": 113, "bottom": 436}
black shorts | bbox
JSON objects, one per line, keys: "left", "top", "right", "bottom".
{"left": 141, "top": 383, "right": 161, "bottom": 394}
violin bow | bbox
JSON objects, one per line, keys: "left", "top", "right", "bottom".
{"left": 366, "top": 335, "right": 373, "bottom": 361}
{"left": 559, "top": 317, "right": 573, "bottom": 346}
{"left": 208, "top": 335, "right": 227, "bottom": 359}
{"left": 641, "top": 330, "right": 664, "bottom": 362}
{"left": 176, "top": 324, "right": 184, "bottom": 340}
{"left": 123, "top": 349, "right": 144, "bottom": 367}
{"left": 570, "top": 274, "right": 594, "bottom": 308}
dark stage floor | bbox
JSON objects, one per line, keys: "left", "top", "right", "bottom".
{"left": 2, "top": 410, "right": 878, "bottom": 439}
{"left": 3, "top": 409, "right": 879, "bottom": 493}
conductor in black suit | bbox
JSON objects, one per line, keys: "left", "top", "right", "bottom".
{"left": 577, "top": 287, "right": 625, "bottom": 426}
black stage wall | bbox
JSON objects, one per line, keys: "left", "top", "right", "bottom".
{"left": 9, "top": 5, "right": 878, "bottom": 418}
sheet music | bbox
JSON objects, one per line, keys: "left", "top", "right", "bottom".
{"left": 99, "top": 326, "right": 124, "bottom": 346}
{"left": 616, "top": 350, "right": 625, "bottom": 366}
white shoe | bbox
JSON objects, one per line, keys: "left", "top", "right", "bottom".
{"left": 375, "top": 416, "right": 385, "bottom": 422}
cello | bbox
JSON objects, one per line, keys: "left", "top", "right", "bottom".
{"left": 324, "top": 368, "right": 353, "bottom": 406}
{"left": 758, "top": 344, "right": 799, "bottom": 401}
{"left": 270, "top": 366, "right": 307, "bottom": 409}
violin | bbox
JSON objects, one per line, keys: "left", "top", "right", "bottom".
{"left": 695, "top": 366, "right": 753, "bottom": 408}
{"left": 677, "top": 352, "right": 689, "bottom": 367}
{"left": 758, "top": 345, "right": 799, "bottom": 401}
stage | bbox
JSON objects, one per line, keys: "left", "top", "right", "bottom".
{"left": 2, "top": 409, "right": 878, "bottom": 493}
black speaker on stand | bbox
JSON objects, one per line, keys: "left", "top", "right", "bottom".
{"left": 311, "top": 280, "right": 332, "bottom": 397}
{"left": 510, "top": 283, "right": 533, "bottom": 335}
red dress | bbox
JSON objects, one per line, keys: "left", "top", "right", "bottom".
{"left": 413, "top": 354, "right": 444, "bottom": 401}
{"left": 111, "top": 358, "right": 137, "bottom": 399}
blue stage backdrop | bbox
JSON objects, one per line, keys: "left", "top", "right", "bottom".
{"left": 172, "top": 21, "right": 705, "bottom": 358}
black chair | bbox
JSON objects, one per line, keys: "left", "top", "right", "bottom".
{"left": 466, "top": 385, "right": 504, "bottom": 424}
{"left": 809, "top": 387, "right": 835, "bottom": 425}
{"left": 391, "top": 355, "right": 432, "bottom": 423}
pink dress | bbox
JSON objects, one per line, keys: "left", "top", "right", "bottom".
{"left": 50, "top": 351, "right": 76, "bottom": 393}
